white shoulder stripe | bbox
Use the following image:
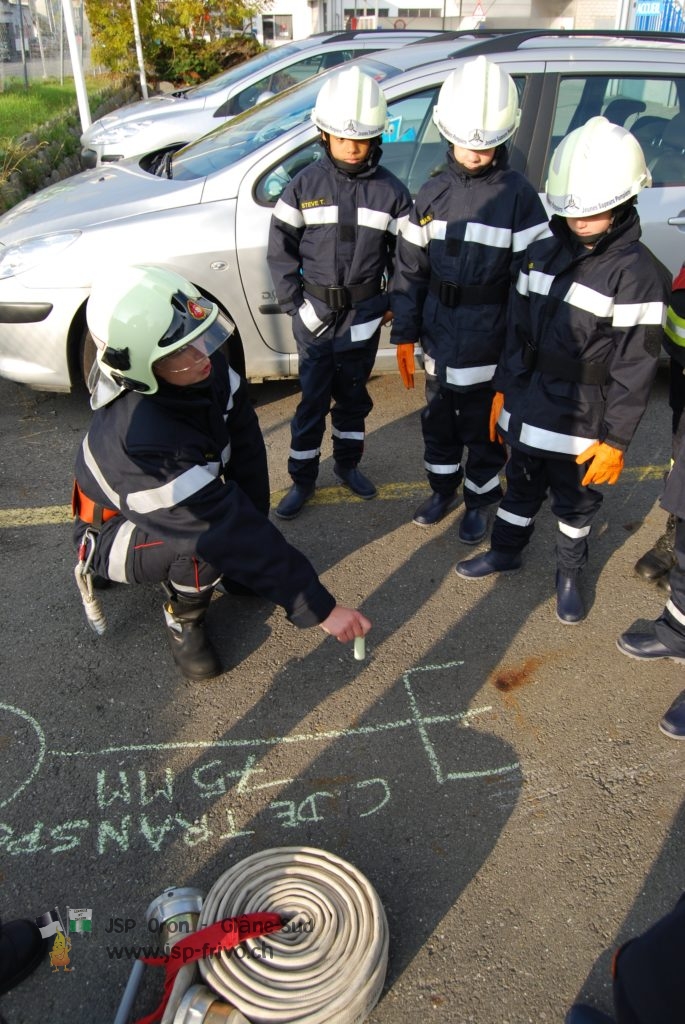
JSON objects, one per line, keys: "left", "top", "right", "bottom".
{"left": 464, "top": 222, "right": 511, "bottom": 248}
{"left": 273, "top": 198, "right": 304, "bottom": 229}
{"left": 127, "top": 463, "right": 221, "bottom": 514}
{"left": 612, "top": 300, "right": 666, "bottom": 328}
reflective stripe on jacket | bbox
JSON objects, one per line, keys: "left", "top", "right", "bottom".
{"left": 390, "top": 147, "right": 548, "bottom": 390}
{"left": 73, "top": 354, "right": 335, "bottom": 627}
{"left": 494, "top": 211, "right": 671, "bottom": 459}
{"left": 267, "top": 148, "right": 412, "bottom": 351}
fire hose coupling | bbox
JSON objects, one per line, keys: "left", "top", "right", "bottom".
{"left": 115, "top": 849, "right": 388, "bottom": 1024}
{"left": 113, "top": 887, "right": 204, "bottom": 1024}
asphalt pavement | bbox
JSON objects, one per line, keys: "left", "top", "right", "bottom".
{"left": 1, "top": 367, "right": 683, "bottom": 1023}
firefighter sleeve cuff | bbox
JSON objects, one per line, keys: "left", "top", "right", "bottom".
{"left": 286, "top": 580, "right": 337, "bottom": 629}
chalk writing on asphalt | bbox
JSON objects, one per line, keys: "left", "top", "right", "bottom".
{"left": 0, "top": 663, "right": 520, "bottom": 856}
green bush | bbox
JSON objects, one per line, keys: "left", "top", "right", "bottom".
{"left": 151, "top": 34, "right": 262, "bottom": 84}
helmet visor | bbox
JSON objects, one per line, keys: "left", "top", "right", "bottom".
{"left": 154, "top": 313, "right": 234, "bottom": 374}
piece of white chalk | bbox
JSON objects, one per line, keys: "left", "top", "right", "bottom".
{"left": 354, "top": 636, "right": 366, "bottom": 661}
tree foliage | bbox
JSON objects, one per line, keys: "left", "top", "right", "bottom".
{"left": 85, "top": 0, "right": 264, "bottom": 83}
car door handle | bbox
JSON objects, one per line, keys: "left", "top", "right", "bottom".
{"left": 667, "top": 213, "right": 685, "bottom": 226}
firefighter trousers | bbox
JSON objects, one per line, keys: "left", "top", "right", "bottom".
{"left": 491, "top": 449, "right": 604, "bottom": 577}
{"left": 287, "top": 326, "right": 379, "bottom": 486}
{"left": 655, "top": 517, "right": 685, "bottom": 655}
{"left": 421, "top": 373, "right": 505, "bottom": 509}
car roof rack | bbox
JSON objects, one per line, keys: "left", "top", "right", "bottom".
{"left": 308, "top": 28, "right": 465, "bottom": 41}
{"left": 445, "top": 27, "right": 685, "bottom": 57}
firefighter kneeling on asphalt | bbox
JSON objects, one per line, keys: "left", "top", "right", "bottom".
{"left": 71, "top": 265, "right": 371, "bottom": 681}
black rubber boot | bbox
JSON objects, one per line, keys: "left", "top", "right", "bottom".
{"left": 163, "top": 590, "right": 222, "bottom": 681}
{"left": 0, "top": 919, "right": 47, "bottom": 995}
{"left": 556, "top": 571, "right": 585, "bottom": 624}
{"left": 412, "top": 491, "right": 458, "bottom": 527}
{"left": 634, "top": 514, "right": 676, "bottom": 581}
{"left": 274, "top": 483, "right": 315, "bottom": 520}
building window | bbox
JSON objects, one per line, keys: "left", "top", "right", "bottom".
{"left": 263, "top": 15, "right": 293, "bottom": 41}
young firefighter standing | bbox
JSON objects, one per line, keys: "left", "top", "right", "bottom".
{"left": 267, "top": 66, "right": 412, "bottom": 520}
{"left": 456, "top": 116, "right": 671, "bottom": 624}
{"left": 72, "top": 265, "right": 371, "bottom": 682}
{"left": 390, "top": 57, "right": 548, "bottom": 541}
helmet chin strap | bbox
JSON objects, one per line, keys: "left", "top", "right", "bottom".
{"left": 320, "top": 132, "right": 381, "bottom": 175}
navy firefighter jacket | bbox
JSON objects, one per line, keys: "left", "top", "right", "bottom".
{"left": 493, "top": 209, "right": 671, "bottom": 460}
{"left": 390, "top": 147, "right": 548, "bottom": 390}
{"left": 267, "top": 147, "right": 412, "bottom": 352}
{"left": 73, "top": 354, "right": 336, "bottom": 627}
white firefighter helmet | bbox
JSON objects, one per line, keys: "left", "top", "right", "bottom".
{"left": 311, "top": 66, "right": 388, "bottom": 139}
{"left": 432, "top": 56, "right": 521, "bottom": 150}
{"left": 87, "top": 264, "right": 233, "bottom": 395}
{"left": 546, "top": 115, "right": 651, "bottom": 218}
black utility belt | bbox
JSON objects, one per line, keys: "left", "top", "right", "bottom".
{"left": 429, "top": 277, "right": 509, "bottom": 308}
{"left": 302, "top": 278, "right": 383, "bottom": 311}
{"left": 523, "top": 345, "right": 609, "bottom": 385}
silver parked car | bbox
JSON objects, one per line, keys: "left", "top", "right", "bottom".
{"left": 2, "top": 30, "right": 685, "bottom": 393}
{"left": 80, "top": 29, "right": 460, "bottom": 167}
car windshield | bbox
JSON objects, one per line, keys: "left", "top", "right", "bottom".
{"left": 188, "top": 42, "right": 309, "bottom": 98}
{"left": 168, "top": 56, "right": 401, "bottom": 181}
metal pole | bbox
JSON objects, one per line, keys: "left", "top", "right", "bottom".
{"left": 130, "top": 0, "right": 148, "bottom": 99}
{"left": 59, "top": 0, "right": 64, "bottom": 84}
{"left": 18, "top": 2, "right": 28, "bottom": 89}
{"left": 60, "top": 0, "right": 91, "bottom": 129}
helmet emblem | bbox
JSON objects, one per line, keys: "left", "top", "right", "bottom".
{"left": 562, "top": 195, "right": 581, "bottom": 212}
{"left": 468, "top": 129, "right": 485, "bottom": 145}
{"left": 187, "top": 299, "right": 207, "bottom": 320}
{"left": 343, "top": 120, "right": 360, "bottom": 135}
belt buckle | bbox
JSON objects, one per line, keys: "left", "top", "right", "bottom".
{"left": 327, "top": 286, "right": 348, "bottom": 312}
{"left": 440, "top": 281, "right": 460, "bottom": 307}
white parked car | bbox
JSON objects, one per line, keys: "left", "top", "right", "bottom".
{"left": 80, "top": 29, "right": 461, "bottom": 167}
{"left": 2, "top": 30, "right": 685, "bottom": 393}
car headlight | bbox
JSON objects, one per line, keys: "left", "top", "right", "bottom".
{"left": 0, "top": 231, "right": 81, "bottom": 279}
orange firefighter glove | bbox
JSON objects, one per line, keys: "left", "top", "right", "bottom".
{"left": 575, "top": 441, "right": 625, "bottom": 486}
{"left": 489, "top": 391, "right": 505, "bottom": 443}
{"left": 396, "top": 343, "right": 415, "bottom": 390}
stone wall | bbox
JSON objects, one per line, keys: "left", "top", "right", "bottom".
{"left": 0, "top": 84, "right": 139, "bottom": 214}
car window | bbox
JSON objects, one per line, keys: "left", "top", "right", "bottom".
{"left": 220, "top": 51, "right": 359, "bottom": 118}
{"left": 170, "top": 57, "right": 400, "bottom": 181}
{"left": 255, "top": 141, "right": 326, "bottom": 203}
{"left": 189, "top": 43, "right": 307, "bottom": 98}
{"left": 253, "top": 89, "right": 439, "bottom": 205}
{"left": 546, "top": 75, "right": 685, "bottom": 187}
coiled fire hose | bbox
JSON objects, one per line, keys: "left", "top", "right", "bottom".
{"left": 197, "top": 846, "right": 389, "bottom": 1024}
